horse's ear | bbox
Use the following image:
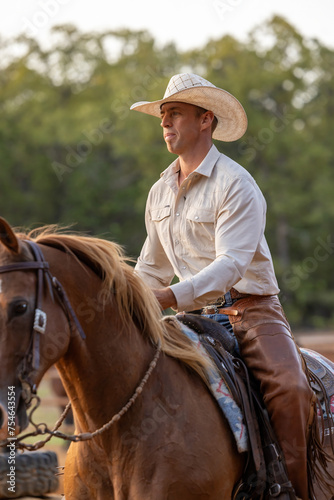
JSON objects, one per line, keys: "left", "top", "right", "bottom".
{"left": 0, "top": 217, "right": 19, "bottom": 253}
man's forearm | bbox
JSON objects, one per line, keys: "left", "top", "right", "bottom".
{"left": 152, "top": 287, "right": 177, "bottom": 311}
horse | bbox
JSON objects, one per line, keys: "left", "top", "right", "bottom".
{"left": 0, "top": 216, "right": 333, "bottom": 500}
{"left": 0, "top": 217, "right": 245, "bottom": 499}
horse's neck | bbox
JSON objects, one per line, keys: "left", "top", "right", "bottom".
{"left": 56, "top": 299, "right": 153, "bottom": 432}
{"left": 39, "top": 244, "right": 154, "bottom": 433}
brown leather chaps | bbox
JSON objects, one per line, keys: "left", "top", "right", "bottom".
{"left": 227, "top": 295, "right": 315, "bottom": 500}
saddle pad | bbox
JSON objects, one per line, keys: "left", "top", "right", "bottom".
{"left": 177, "top": 320, "right": 248, "bottom": 453}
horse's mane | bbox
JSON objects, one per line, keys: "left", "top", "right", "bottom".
{"left": 19, "top": 226, "right": 211, "bottom": 385}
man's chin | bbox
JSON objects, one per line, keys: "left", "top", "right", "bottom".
{"left": 166, "top": 141, "right": 179, "bottom": 155}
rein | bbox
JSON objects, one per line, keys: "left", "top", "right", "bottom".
{"left": 0, "top": 240, "right": 162, "bottom": 450}
{"left": 4, "top": 342, "right": 162, "bottom": 451}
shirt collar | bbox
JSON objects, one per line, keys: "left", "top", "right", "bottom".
{"left": 160, "top": 144, "right": 220, "bottom": 182}
{"left": 160, "top": 157, "right": 180, "bottom": 180}
{"left": 195, "top": 144, "right": 220, "bottom": 177}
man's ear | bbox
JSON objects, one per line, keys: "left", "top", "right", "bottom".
{"left": 200, "top": 111, "right": 215, "bottom": 132}
{"left": 0, "top": 217, "right": 20, "bottom": 253}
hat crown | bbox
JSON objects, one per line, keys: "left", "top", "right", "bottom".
{"left": 163, "top": 73, "right": 216, "bottom": 99}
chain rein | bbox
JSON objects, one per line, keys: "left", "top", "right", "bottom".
{"left": 10, "top": 342, "right": 162, "bottom": 451}
{"left": 0, "top": 240, "right": 162, "bottom": 451}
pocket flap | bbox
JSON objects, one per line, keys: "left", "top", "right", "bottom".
{"left": 186, "top": 208, "right": 214, "bottom": 223}
{"left": 151, "top": 206, "right": 171, "bottom": 221}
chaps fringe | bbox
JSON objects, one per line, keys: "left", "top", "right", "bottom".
{"left": 306, "top": 390, "right": 334, "bottom": 499}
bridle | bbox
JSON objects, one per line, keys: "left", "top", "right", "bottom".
{"left": 0, "top": 239, "right": 161, "bottom": 450}
{"left": 0, "top": 240, "right": 86, "bottom": 397}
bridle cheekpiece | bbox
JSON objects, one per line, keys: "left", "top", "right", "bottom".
{"left": 0, "top": 240, "right": 86, "bottom": 390}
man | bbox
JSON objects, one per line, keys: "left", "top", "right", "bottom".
{"left": 130, "top": 73, "right": 316, "bottom": 499}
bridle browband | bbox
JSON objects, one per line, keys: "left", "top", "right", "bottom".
{"left": 0, "top": 240, "right": 86, "bottom": 381}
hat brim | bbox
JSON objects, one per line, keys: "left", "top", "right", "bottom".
{"left": 130, "top": 86, "right": 247, "bottom": 142}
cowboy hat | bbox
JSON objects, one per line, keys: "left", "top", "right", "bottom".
{"left": 130, "top": 73, "right": 247, "bottom": 142}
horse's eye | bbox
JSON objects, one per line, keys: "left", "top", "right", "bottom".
{"left": 12, "top": 301, "right": 28, "bottom": 317}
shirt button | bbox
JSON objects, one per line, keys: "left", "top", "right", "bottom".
{"left": 182, "top": 266, "right": 187, "bottom": 270}
{"left": 175, "top": 240, "right": 179, "bottom": 245}
{"left": 176, "top": 212, "right": 180, "bottom": 217}
{"left": 194, "top": 216, "right": 199, "bottom": 220}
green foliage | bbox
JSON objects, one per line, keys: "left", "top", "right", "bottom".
{"left": 0, "top": 17, "right": 333, "bottom": 327}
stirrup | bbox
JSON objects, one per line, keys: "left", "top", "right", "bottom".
{"left": 267, "top": 481, "right": 296, "bottom": 499}
{"left": 264, "top": 442, "right": 297, "bottom": 500}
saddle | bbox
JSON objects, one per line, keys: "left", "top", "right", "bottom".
{"left": 176, "top": 314, "right": 334, "bottom": 500}
{"left": 302, "top": 349, "right": 334, "bottom": 452}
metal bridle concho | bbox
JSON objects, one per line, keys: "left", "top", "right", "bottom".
{"left": 0, "top": 240, "right": 86, "bottom": 395}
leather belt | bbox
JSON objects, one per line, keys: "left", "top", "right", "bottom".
{"left": 190, "top": 288, "right": 250, "bottom": 315}
{"left": 230, "top": 288, "right": 251, "bottom": 300}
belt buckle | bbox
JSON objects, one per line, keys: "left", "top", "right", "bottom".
{"left": 202, "top": 297, "right": 225, "bottom": 315}
{"left": 202, "top": 305, "right": 218, "bottom": 315}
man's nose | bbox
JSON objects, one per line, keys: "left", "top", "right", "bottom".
{"left": 161, "top": 115, "right": 171, "bottom": 127}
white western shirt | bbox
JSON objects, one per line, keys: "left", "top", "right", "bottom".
{"left": 135, "top": 145, "right": 279, "bottom": 312}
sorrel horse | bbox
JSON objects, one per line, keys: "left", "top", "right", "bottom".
{"left": 0, "top": 217, "right": 245, "bottom": 499}
{"left": 0, "top": 217, "right": 333, "bottom": 500}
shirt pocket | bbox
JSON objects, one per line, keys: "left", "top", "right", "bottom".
{"left": 185, "top": 208, "right": 215, "bottom": 251}
{"left": 151, "top": 206, "right": 171, "bottom": 222}
{"left": 150, "top": 206, "right": 171, "bottom": 240}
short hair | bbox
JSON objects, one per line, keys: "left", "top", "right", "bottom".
{"left": 195, "top": 106, "right": 218, "bottom": 135}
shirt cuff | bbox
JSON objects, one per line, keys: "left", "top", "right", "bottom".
{"left": 170, "top": 280, "right": 194, "bottom": 312}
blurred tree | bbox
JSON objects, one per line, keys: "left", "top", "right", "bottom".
{"left": 0, "top": 17, "right": 333, "bottom": 326}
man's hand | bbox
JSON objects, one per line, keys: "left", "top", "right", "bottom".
{"left": 152, "top": 287, "right": 177, "bottom": 311}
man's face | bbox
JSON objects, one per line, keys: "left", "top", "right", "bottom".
{"left": 160, "top": 102, "right": 204, "bottom": 155}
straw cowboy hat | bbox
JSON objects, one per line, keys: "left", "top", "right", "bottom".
{"left": 130, "top": 73, "right": 248, "bottom": 142}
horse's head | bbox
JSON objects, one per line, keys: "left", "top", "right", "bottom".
{"left": 0, "top": 217, "right": 72, "bottom": 440}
